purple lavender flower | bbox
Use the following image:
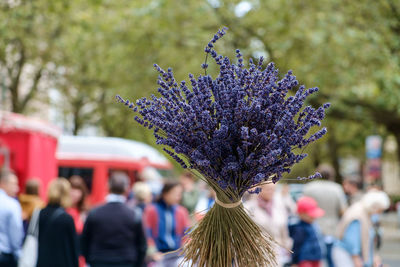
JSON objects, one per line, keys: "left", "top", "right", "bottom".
{"left": 117, "top": 27, "right": 330, "bottom": 196}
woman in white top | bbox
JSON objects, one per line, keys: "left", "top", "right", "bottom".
{"left": 245, "top": 183, "right": 294, "bottom": 266}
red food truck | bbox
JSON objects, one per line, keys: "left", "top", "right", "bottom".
{"left": 0, "top": 112, "right": 172, "bottom": 204}
{"left": 56, "top": 135, "right": 172, "bottom": 204}
{"left": 0, "top": 112, "right": 61, "bottom": 199}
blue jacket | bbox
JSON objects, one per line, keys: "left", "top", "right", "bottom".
{"left": 144, "top": 200, "right": 189, "bottom": 253}
{"left": 289, "top": 220, "right": 323, "bottom": 264}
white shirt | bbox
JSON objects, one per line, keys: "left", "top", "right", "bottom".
{"left": 0, "top": 189, "right": 23, "bottom": 257}
{"left": 105, "top": 194, "right": 126, "bottom": 203}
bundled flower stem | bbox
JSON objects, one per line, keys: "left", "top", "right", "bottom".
{"left": 182, "top": 178, "right": 277, "bottom": 267}
{"left": 118, "top": 27, "right": 329, "bottom": 267}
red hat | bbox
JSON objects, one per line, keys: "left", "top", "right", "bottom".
{"left": 297, "top": 196, "right": 325, "bottom": 218}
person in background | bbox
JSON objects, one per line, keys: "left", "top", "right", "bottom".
{"left": 332, "top": 190, "right": 390, "bottom": 267}
{"left": 289, "top": 196, "right": 325, "bottom": 267}
{"left": 194, "top": 186, "right": 215, "bottom": 222}
{"left": 342, "top": 177, "right": 363, "bottom": 206}
{"left": 132, "top": 181, "right": 152, "bottom": 217}
{"left": 19, "top": 178, "right": 44, "bottom": 235}
{"left": 180, "top": 171, "right": 200, "bottom": 216}
{"left": 245, "top": 183, "right": 293, "bottom": 267}
{"left": 0, "top": 169, "right": 24, "bottom": 267}
{"left": 144, "top": 181, "right": 190, "bottom": 266}
{"left": 81, "top": 172, "right": 147, "bottom": 267}
{"left": 3, "top": 170, "right": 19, "bottom": 198}
{"left": 66, "top": 175, "right": 89, "bottom": 267}
{"left": 303, "top": 164, "right": 347, "bottom": 267}
{"left": 281, "top": 183, "right": 297, "bottom": 216}
{"left": 37, "top": 178, "right": 79, "bottom": 267}
{"left": 396, "top": 201, "right": 400, "bottom": 229}
{"left": 140, "top": 167, "right": 164, "bottom": 198}
{"left": 366, "top": 186, "right": 384, "bottom": 254}
{"left": 66, "top": 175, "right": 88, "bottom": 234}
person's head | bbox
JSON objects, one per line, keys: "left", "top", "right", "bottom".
{"left": 281, "top": 183, "right": 290, "bottom": 196}
{"left": 47, "top": 178, "right": 71, "bottom": 208}
{"left": 342, "top": 177, "right": 360, "bottom": 195}
{"left": 133, "top": 182, "right": 152, "bottom": 204}
{"left": 366, "top": 183, "right": 382, "bottom": 192}
{"left": 259, "top": 183, "right": 276, "bottom": 202}
{"left": 25, "top": 178, "right": 41, "bottom": 196}
{"left": 317, "top": 164, "right": 336, "bottom": 181}
{"left": 109, "top": 172, "right": 130, "bottom": 195}
{"left": 160, "top": 180, "right": 183, "bottom": 206}
{"left": 0, "top": 168, "right": 19, "bottom": 197}
{"left": 361, "top": 190, "right": 390, "bottom": 215}
{"left": 139, "top": 167, "right": 163, "bottom": 196}
{"left": 69, "top": 175, "right": 88, "bottom": 211}
{"left": 180, "top": 171, "right": 195, "bottom": 190}
{"left": 297, "top": 196, "right": 325, "bottom": 223}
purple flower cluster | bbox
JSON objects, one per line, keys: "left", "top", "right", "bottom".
{"left": 118, "top": 28, "right": 329, "bottom": 196}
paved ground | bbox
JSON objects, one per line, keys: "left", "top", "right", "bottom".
{"left": 380, "top": 212, "right": 400, "bottom": 267}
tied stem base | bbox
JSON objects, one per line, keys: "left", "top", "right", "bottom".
{"left": 180, "top": 200, "right": 277, "bottom": 267}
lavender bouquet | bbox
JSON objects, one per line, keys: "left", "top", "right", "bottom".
{"left": 118, "top": 28, "right": 329, "bottom": 267}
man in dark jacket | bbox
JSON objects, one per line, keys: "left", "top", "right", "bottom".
{"left": 81, "top": 172, "right": 147, "bottom": 267}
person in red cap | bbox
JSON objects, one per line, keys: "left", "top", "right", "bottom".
{"left": 289, "top": 196, "right": 325, "bottom": 267}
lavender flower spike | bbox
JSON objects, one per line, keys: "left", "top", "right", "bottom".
{"left": 119, "top": 27, "right": 330, "bottom": 196}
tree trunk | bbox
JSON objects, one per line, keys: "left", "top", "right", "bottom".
{"left": 9, "top": 43, "right": 25, "bottom": 113}
{"left": 72, "top": 119, "right": 80, "bottom": 136}
{"left": 390, "top": 128, "right": 400, "bottom": 163}
{"left": 311, "top": 143, "right": 321, "bottom": 168}
{"left": 71, "top": 100, "right": 83, "bottom": 136}
{"left": 327, "top": 130, "right": 342, "bottom": 184}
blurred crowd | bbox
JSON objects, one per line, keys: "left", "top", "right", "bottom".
{"left": 0, "top": 164, "right": 395, "bottom": 267}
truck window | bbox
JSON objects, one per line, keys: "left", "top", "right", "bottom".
{"left": 58, "top": 167, "right": 93, "bottom": 193}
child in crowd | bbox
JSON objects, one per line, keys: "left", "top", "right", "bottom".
{"left": 289, "top": 196, "right": 325, "bottom": 267}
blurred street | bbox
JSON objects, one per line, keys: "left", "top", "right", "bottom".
{"left": 381, "top": 212, "right": 400, "bottom": 267}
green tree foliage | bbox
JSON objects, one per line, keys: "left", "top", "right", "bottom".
{"left": 0, "top": 0, "right": 71, "bottom": 113}
{"left": 2, "top": 0, "right": 399, "bottom": 177}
